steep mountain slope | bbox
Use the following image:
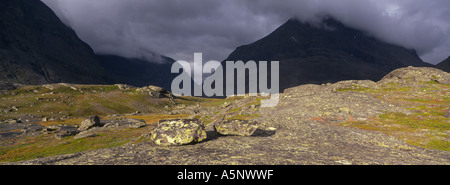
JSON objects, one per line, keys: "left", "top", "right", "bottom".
{"left": 97, "top": 55, "right": 176, "bottom": 90}
{"left": 436, "top": 56, "right": 450, "bottom": 73}
{"left": 223, "top": 17, "right": 432, "bottom": 92}
{"left": 0, "top": 0, "right": 109, "bottom": 85}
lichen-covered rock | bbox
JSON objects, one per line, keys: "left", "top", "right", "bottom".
{"left": 78, "top": 116, "right": 101, "bottom": 131}
{"left": 214, "top": 120, "right": 259, "bottom": 136}
{"left": 150, "top": 119, "right": 207, "bottom": 146}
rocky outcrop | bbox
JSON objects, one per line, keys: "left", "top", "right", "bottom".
{"left": 379, "top": 66, "right": 450, "bottom": 85}
{"left": 214, "top": 120, "right": 259, "bottom": 136}
{"left": 136, "top": 85, "right": 173, "bottom": 99}
{"left": 74, "top": 117, "right": 146, "bottom": 139}
{"left": 150, "top": 119, "right": 207, "bottom": 146}
{"left": 78, "top": 116, "right": 101, "bottom": 131}
{"left": 0, "top": 122, "right": 45, "bottom": 139}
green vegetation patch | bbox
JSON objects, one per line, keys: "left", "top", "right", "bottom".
{"left": 0, "top": 128, "right": 143, "bottom": 162}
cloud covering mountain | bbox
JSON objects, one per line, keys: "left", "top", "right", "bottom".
{"left": 42, "top": 0, "right": 450, "bottom": 64}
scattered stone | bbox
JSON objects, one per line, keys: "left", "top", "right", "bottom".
{"left": 72, "top": 118, "right": 146, "bottom": 140}
{"left": 22, "top": 125, "right": 45, "bottom": 134}
{"left": 221, "top": 102, "right": 231, "bottom": 108}
{"left": 136, "top": 85, "right": 172, "bottom": 98}
{"left": 150, "top": 119, "right": 207, "bottom": 146}
{"left": 5, "top": 118, "right": 20, "bottom": 124}
{"left": 78, "top": 116, "right": 102, "bottom": 131}
{"left": 125, "top": 118, "right": 146, "bottom": 128}
{"left": 103, "top": 118, "right": 146, "bottom": 129}
{"left": 445, "top": 108, "right": 450, "bottom": 118}
{"left": 214, "top": 119, "right": 260, "bottom": 136}
{"left": 42, "top": 84, "right": 56, "bottom": 90}
{"left": 42, "top": 117, "right": 48, "bottom": 122}
{"left": 74, "top": 131, "right": 98, "bottom": 139}
{"left": 115, "top": 84, "right": 131, "bottom": 90}
{"left": 54, "top": 131, "right": 79, "bottom": 139}
{"left": 44, "top": 125, "right": 61, "bottom": 132}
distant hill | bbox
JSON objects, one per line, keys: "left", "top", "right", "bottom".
{"left": 0, "top": 0, "right": 177, "bottom": 90}
{"left": 436, "top": 56, "right": 450, "bottom": 73}
{"left": 97, "top": 55, "right": 176, "bottom": 90}
{"left": 0, "top": 0, "right": 109, "bottom": 85}
{"left": 222, "top": 17, "right": 432, "bottom": 93}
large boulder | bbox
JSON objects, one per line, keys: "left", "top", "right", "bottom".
{"left": 78, "top": 116, "right": 102, "bottom": 131}
{"left": 150, "top": 119, "right": 207, "bottom": 146}
{"left": 214, "top": 120, "right": 259, "bottom": 136}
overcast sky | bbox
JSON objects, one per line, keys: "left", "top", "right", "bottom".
{"left": 41, "top": 0, "right": 450, "bottom": 64}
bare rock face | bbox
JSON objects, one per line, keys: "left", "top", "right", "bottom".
{"left": 214, "top": 120, "right": 259, "bottom": 136}
{"left": 150, "top": 119, "right": 207, "bottom": 146}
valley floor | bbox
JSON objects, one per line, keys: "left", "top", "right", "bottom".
{"left": 1, "top": 67, "right": 449, "bottom": 165}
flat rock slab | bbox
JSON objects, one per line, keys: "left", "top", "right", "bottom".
{"left": 73, "top": 117, "right": 146, "bottom": 139}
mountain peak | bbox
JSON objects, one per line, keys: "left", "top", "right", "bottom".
{"left": 0, "top": 0, "right": 108, "bottom": 84}
{"left": 224, "top": 17, "right": 431, "bottom": 91}
{"left": 286, "top": 16, "right": 345, "bottom": 30}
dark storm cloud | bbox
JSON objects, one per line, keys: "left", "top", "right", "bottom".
{"left": 42, "top": 0, "right": 450, "bottom": 64}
